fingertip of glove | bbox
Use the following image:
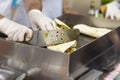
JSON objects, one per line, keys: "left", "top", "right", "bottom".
{"left": 25, "top": 36, "right": 31, "bottom": 41}
{"left": 25, "top": 29, "right": 33, "bottom": 41}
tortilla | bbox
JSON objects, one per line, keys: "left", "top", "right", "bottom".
{"left": 73, "top": 24, "right": 111, "bottom": 38}
{"left": 54, "top": 18, "right": 71, "bottom": 30}
{"left": 47, "top": 40, "right": 77, "bottom": 53}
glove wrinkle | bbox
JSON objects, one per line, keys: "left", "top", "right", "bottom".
{"left": 0, "top": 18, "right": 32, "bottom": 42}
{"left": 28, "top": 9, "right": 56, "bottom": 31}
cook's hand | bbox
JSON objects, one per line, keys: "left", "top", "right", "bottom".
{"left": 28, "top": 9, "right": 56, "bottom": 30}
{"left": 105, "top": 1, "right": 120, "bottom": 20}
{"left": 0, "top": 18, "right": 32, "bottom": 42}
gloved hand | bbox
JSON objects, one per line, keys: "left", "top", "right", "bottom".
{"left": 105, "top": 1, "right": 120, "bottom": 20}
{"left": 28, "top": 9, "right": 56, "bottom": 30}
{"left": 0, "top": 18, "right": 32, "bottom": 42}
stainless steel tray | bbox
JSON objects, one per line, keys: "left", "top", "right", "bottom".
{"left": 0, "top": 14, "right": 120, "bottom": 80}
{"left": 58, "top": 14, "right": 120, "bottom": 48}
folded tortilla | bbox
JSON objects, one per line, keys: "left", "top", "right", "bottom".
{"left": 47, "top": 40, "right": 77, "bottom": 53}
{"left": 73, "top": 24, "right": 111, "bottom": 38}
{"left": 54, "top": 18, "right": 71, "bottom": 30}
{"left": 49, "top": 19, "right": 77, "bottom": 53}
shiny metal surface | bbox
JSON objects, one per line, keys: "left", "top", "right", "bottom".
{"left": 57, "top": 15, "right": 120, "bottom": 80}
{"left": 69, "top": 27, "right": 120, "bottom": 79}
{"left": 0, "top": 14, "right": 120, "bottom": 80}
{"left": 0, "top": 66, "right": 25, "bottom": 80}
{"left": 29, "top": 29, "right": 80, "bottom": 47}
{"left": 0, "top": 69, "right": 15, "bottom": 80}
{"left": 0, "top": 39, "right": 70, "bottom": 80}
{"left": 79, "top": 69, "right": 103, "bottom": 80}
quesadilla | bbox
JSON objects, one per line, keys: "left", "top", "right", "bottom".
{"left": 47, "top": 40, "right": 77, "bottom": 53}
{"left": 73, "top": 24, "right": 111, "bottom": 38}
{"left": 54, "top": 18, "right": 71, "bottom": 30}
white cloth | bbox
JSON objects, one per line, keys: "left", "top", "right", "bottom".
{"left": 106, "top": 1, "right": 120, "bottom": 20}
{"left": 42, "top": 0, "right": 62, "bottom": 19}
{"left": 0, "top": 0, "right": 12, "bottom": 19}
{"left": 0, "top": 0, "right": 30, "bottom": 27}
{"left": 13, "top": 0, "right": 30, "bottom": 27}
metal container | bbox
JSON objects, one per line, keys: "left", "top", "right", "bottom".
{"left": 0, "top": 14, "right": 120, "bottom": 80}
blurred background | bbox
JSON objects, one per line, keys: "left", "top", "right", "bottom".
{"left": 65, "top": 0, "right": 114, "bottom": 16}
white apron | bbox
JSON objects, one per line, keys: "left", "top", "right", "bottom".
{"left": 0, "top": 0, "right": 30, "bottom": 27}
{"left": 42, "top": 0, "right": 62, "bottom": 19}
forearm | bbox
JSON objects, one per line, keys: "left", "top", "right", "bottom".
{"left": 23, "top": 0, "right": 42, "bottom": 13}
{"left": 0, "top": 14, "right": 4, "bottom": 19}
{"left": 62, "top": 0, "right": 72, "bottom": 13}
{"left": 62, "top": 0, "right": 78, "bottom": 14}
{"left": 62, "top": 0, "right": 67, "bottom": 13}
